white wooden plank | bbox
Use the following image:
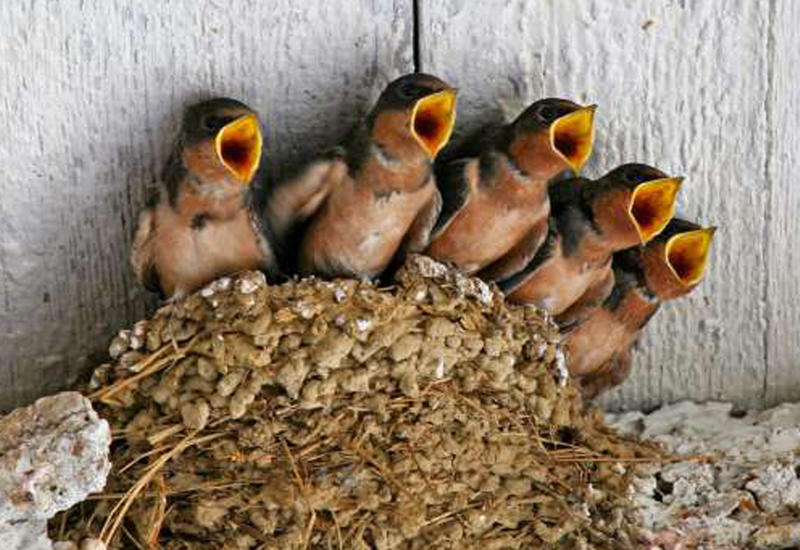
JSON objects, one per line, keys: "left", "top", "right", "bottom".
{"left": 421, "top": 0, "right": 771, "bottom": 410}
{"left": 764, "top": 0, "right": 800, "bottom": 406}
{"left": 0, "top": 0, "right": 413, "bottom": 412}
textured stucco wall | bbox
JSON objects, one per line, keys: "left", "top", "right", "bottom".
{"left": 0, "top": 0, "right": 797, "bottom": 412}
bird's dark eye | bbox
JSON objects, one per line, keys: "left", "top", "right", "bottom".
{"left": 202, "top": 115, "right": 232, "bottom": 133}
{"left": 399, "top": 82, "right": 426, "bottom": 100}
{"left": 537, "top": 104, "right": 567, "bottom": 123}
{"left": 624, "top": 169, "right": 652, "bottom": 184}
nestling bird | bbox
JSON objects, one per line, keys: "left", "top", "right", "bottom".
{"left": 499, "top": 163, "right": 683, "bottom": 323}
{"left": 565, "top": 218, "right": 716, "bottom": 398}
{"left": 131, "top": 98, "right": 274, "bottom": 299}
{"left": 267, "top": 73, "right": 457, "bottom": 280}
{"left": 425, "top": 98, "right": 596, "bottom": 279}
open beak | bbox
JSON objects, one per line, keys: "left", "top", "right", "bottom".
{"left": 550, "top": 105, "right": 596, "bottom": 172}
{"left": 665, "top": 227, "right": 716, "bottom": 286}
{"left": 629, "top": 177, "right": 683, "bottom": 243}
{"left": 410, "top": 88, "right": 457, "bottom": 159}
{"left": 215, "top": 113, "right": 263, "bottom": 182}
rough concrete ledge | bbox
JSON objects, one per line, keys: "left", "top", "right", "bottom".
{"left": 609, "top": 401, "right": 800, "bottom": 549}
{"left": 0, "top": 391, "right": 111, "bottom": 549}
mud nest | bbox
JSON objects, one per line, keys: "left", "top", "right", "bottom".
{"left": 52, "top": 256, "right": 659, "bottom": 549}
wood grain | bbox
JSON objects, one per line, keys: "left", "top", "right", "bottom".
{"left": 764, "top": 0, "right": 800, "bottom": 406}
{"left": 0, "top": 0, "right": 413, "bottom": 412}
{"left": 421, "top": 0, "right": 774, "bottom": 410}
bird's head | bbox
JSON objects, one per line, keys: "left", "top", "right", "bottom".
{"left": 371, "top": 73, "right": 457, "bottom": 160}
{"left": 181, "top": 97, "right": 264, "bottom": 187}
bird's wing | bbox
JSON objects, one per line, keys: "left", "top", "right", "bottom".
{"left": 580, "top": 347, "right": 633, "bottom": 399}
{"left": 263, "top": 149, "right": 347, "bottom": 246}
{"left": 130, "top": 202, "right": 162, "bottom": 296}
{"left": 429, "top": 158, "right": 477, "bottom": 240}
{"left": 477, "top": 216, "right": 550, "bottom": 282}
{"left": 403, "top": 187, "right": 443, "bottom": 255}
{"left": 496, "top": 219, "right": 559, "bottom": 294}
{"left": 556, "top": 265, "right": 615, "bottom": 329}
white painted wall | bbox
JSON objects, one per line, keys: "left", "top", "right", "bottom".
{"left": 0, "top": 0, "right": 797, "bottom": 412}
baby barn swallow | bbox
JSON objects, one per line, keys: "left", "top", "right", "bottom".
{"left": 278, "top": 73, "right": 457, "bottom": 279}
{"left": 425, "top": 99, "right": 596, "bottom": 279}
{"left": 131, "top": 98, "right": 274, "bottom": 299}
{"left": 565, "top": 219, "right": 716, "bottom": 397}
{"left": 499, "top": 164, "right": 683, "bottom": 322}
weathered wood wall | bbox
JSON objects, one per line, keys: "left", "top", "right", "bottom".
{"left": 0, "top": 0, "right": 796, "bottom": 412}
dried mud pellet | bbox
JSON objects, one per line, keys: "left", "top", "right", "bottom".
{"left": 165, "top": 318, "right": 199, "bottom": 342}
{"left": 302, "top": 316, "right": 328, "bottom": 345}
{"left": 125, "top": 410, "right": 155, "bottom": 444}
{"left": 537, "top": 371, "right": 558, "bottom": 400}
{"left": 516, "top": 373, "right": 538, "bottom": 394}
{"left": 88, "top": 363, "right": 112, "bottom": 390}
{"left": 108, "top": 331, "right": 130, "bottom": 359}
{"left": 228, "top": 389, "right": 256, "bottom": 418}
{"left": 462, "top": 333, "right": 484, "bottom": 354}
{"left": 300, "top": 379, "right": 323, "bottom": 404}
{"left": 501, "top": 476, "right": 532, "bottom": 497}
{"left": 277, "top": 333, "right": 302, "bottom": 353}
{"left": 196, "top": 357, "right": 218, "bottom": 381}
{"left": 234, "top": 292, "right": 256, "bottom": 310}
{"left": 352, "top": 366, "right": 380, "bottom": 392}
{"left": 444, "top": 335, "right": 462, "bottom": 349}
{"left": 208, "top": 392, "right": 227, "bottom": 410}
{"left": 390, "top": 334, "right": 423, "bottom": 362}
{"left": 459, "top": 366, "right": 482, "bottom": 393}
{"left": 311, "top": 329, "right": 354, "bottom": 369}
{"left": 210, "top": 334, "right": 228, "bottom": 364}
{"left": 542, "top": 344, "right": 556, "bottom": 363}
{"left": 217, "top": 369, "right": 245, "bottom": 397}
{"left": 128, "top": 334, "right": 144, "bottom": 351}
{"left": 484, "top": 354, "right": 516, "bottom": 388}
{"left": 229, "top": 336, "right": 270, "bottom": 367}
{"left": 534, "top": 397, "right": 554, "bottom": 421}
{"left": 483, "top": 335, "right": 506, "bottom": 357}
{"left": 181, "top": 399, "right": 210, "bottom": 430}
{"left": 166, "top": 395, "right": 179, "bottom": 411}
{"left": 119, "top": 350, "right": 144, "bottom": 370}
{"left": 391, "top": 360, "right": 420, "bottom": 398}
{"left": 180, "top": 359, "right": 198, "bottom": 379}
{"left": 145, "top": 329, "right": 162, "bottom": 351}
{"left": 182, "top": 375, "right": 215, "bottom": 395}
{"left": 133, "top": 319, "right": 147, "bottom": 334}
{"left": 194, "top": 502, "right": 228, "bottom": 529}
{"left": 243, "top": 310, "right": 272, "bottom": 336}
{"left": 276, "top": 358, "right": 310, "bottom": 399}
{"left": 247, "top": 509, "right": 275, "bottom": 533}
{"left": 426, "top": 317, "right": 457, "bottom": 338}
{"left": 149, "top": 383, "right": 171, "bottom": 405}
{"left": 550, "top": 398, "right": 572, "bottom": 426}
{"left": 79, "top": 539, "right": 107, "bottom": 550}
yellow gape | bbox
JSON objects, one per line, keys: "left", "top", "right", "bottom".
{"left": 215, "top": 114, "right": 263, "bottom": 182}
{"left": 666, "top": 227, "right": 716, "bottom": 286}
{"left": 629, "top": 177, "right": 683, "bottom": 243}
{"left": 550, "top": 105, "right": 597, "bottom": 172}
{"left": 410, "top": 88, "right": 457, "bottom": 158}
